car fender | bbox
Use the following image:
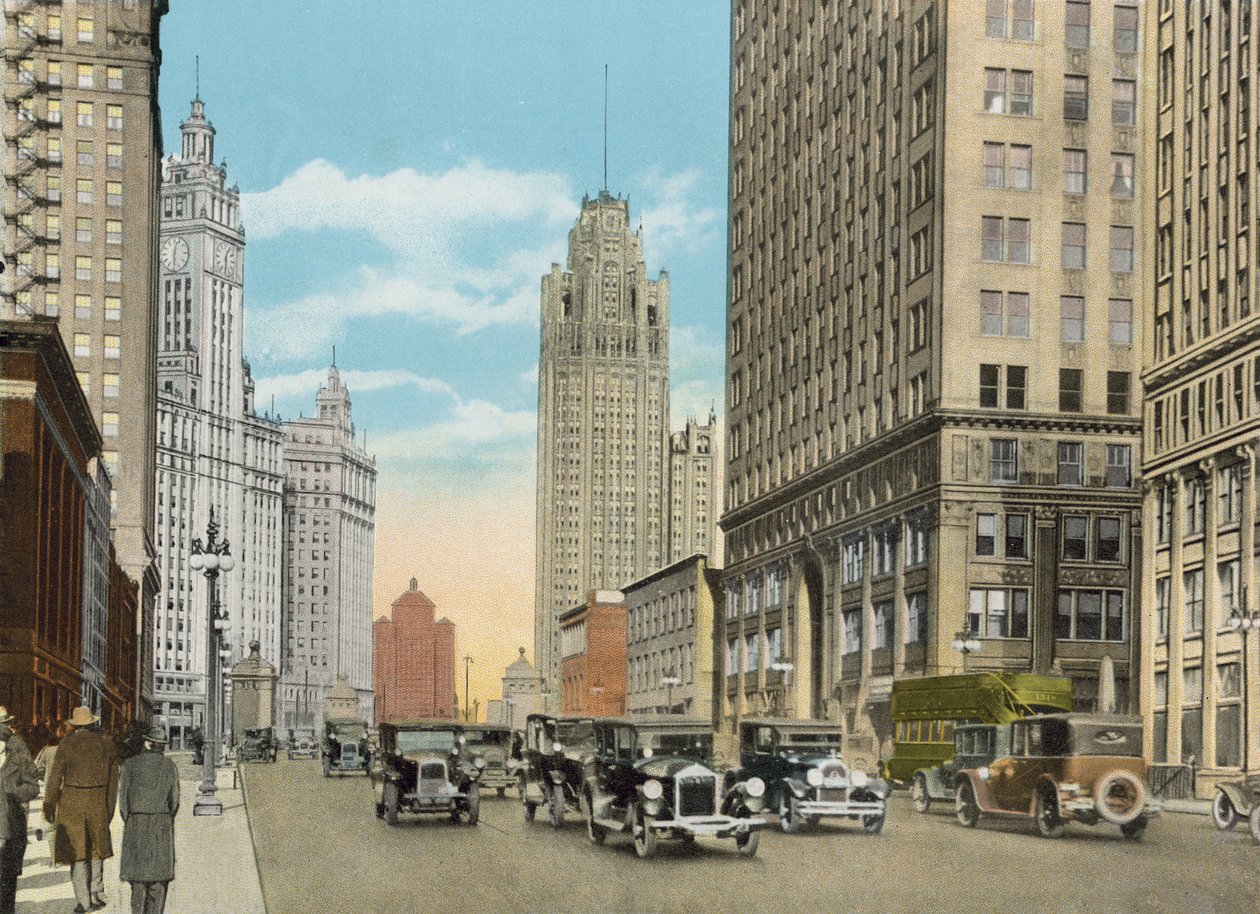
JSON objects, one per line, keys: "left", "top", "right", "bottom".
{"left": 782, "top": 777, "right": 810, "bottom": 800}
{"left": 957, "top": 770, "right": 999, "bottom": 813}
{"left": 917, "top": 767, "right": 948, "bottom": 799}
{"left": 1028, "top": 774, "right": 1061, "bottom": 818}
{"left": 1218, "top": 782, "right": 1254, "bottom": 816}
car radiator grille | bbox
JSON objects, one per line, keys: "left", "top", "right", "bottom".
{"left": 677, "top": 777, "right": 716, "bottom": 817}
{"left": 818, "top": 788, "right": 848, "bottom": 803}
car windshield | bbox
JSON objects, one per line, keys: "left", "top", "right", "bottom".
{"left": 782, "top": 732, "right": 839, "bottom": 751}
{"left": 395, "top": 729, "right": 457, "bottom": 754}
{"left": 1066, "top": 721, "right": 1142, "bottom": 757}
{"left": 330, "top": 723, "right": 365, "bottom": 740}
{"left": 464, "top": 729, "right": 506, "bottom": 748}
{"left": 639, "top": 730, "right": 712, "bottom": 759}
{"left": 558, "top": 720, "right": 595, "bottom": 753}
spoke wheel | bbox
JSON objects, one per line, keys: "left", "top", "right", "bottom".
{"left": 1035, "top": 787, "right": 1065, "bottom": 839}
{"left": 735, "top": 813, "right": 759, "bottom": 857}
{"left": 778, "top": 790, "right": 801, "bottom": 833}
{"left": 911, "top": 775, "right": 931, "bottom": 813}
{"left": 383, "top": 782, "right": 400, "bottom": 827}
{"left": 466, "top": 783, "right": 480, "bottom": 826}
{"left": 633, "top": 804, "right": 657, "bottom": 859}
{"left": 1212, "top": 792, "right": 1239, "bottom": 831}
{"left": 521, "top": 775, "right": 536, "bottom": 822}
{"left": 585, "top": 793, "right": 607, "bottom": 845}
{"left": 549, "top": 783, "right": 565, "bottom": 829}
{"left": 1250, "top": 805, "right": 1260, "bottom": 845}
{"left": 955, "top": 781, "right": 979, "bottom": 829}
{"left": 862, "top": 812, "right": 886, "bottom": 834}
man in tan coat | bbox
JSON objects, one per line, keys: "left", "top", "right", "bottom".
{"left": 43, "top": 707, "right": 119, "bottom": 913}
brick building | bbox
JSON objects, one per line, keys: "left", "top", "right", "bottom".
{"left": 560, "top": 591, "right": 627, "bottom": 716}
{"left": 372, "top": 578, "right": 455, "bottom": 724}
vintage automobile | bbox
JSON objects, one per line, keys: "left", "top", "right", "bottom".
{"left": 519, "top": 713, "right": 595, "bottom": 827}
{"left": 236, "top": 727, "right": 278, "bottom": 764}
{"left": 460, "top": 723, "right": 513, "bottom": 797}
{"left": 728, "top": 718, "right": 889, "bottom": 834}
{"left": 1211, "top": 772, "right": 1260, "bottom": 843}
{"left": 287, "top": 729, "right": 319, "bottom": 760}
{"left": 910, "top": 723, "right": 1012, "bottom": 813}
{"left": 322, "top": 718, "right": 369, "bottom": 776}
{"left": 370, "top": 720, "right": 485, "bottom": 826}
{"left": 954, "top": 713, "right": 1161, "bottom": 839}
{"left": 581, "top": 717, "right": 765, "bottom": 858}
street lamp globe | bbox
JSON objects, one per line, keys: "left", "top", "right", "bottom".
{"left": 219, "top": 553, "right": 236, "bottom": 572}
{"left": 189, "top": 552, "right": 205, "bottom": 571}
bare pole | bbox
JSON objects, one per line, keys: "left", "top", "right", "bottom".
{"left": 603, "top": 64, "right": 608, "bottom": 191}
{"left": 463, "top": 656, "right": 474, "bottom": 721}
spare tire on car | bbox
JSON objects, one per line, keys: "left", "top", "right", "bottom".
{"left": 1094, "top": 770, "right": 1146, "bottom": 825}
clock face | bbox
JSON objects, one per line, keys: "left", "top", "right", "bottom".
{"left": 214, "top": 240, "right": 240, "bottom": 281}
{"left": 160, "top": 237, "right": 189, "bottom": 273}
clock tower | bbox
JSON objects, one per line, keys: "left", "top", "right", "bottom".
{"left": 152, "top": 92, "right": 285, "bottom": 748}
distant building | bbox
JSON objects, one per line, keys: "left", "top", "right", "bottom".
{"left": 559, "top": 591, "right": 627, "bottom": 716}
{"left": 624, "top": 555, "right": 722, "bottom": 722}
{"left": 278, "top": 365, "right": 377, "bottom": 728}
{"left": 667, "top": 416, "right": 719, "bottom": 565}
{"left": 372, "top": 579, "right": 455, "bottom": 724}
{"left": 486, "top": 647, "right": 542, "bottom": 731}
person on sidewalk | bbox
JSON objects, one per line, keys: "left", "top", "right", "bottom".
{"left": 0, "top": 707, "right": 39, "bottom": 914}
{"left": 43, "top": 707, "right": 119, "bottom": 914}
{"left": 119, "top": 727, "right": 179, "bottom": 914}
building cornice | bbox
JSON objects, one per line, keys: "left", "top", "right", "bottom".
{"left": 1142, "top": 317, "right": 1260, "bottom": 392}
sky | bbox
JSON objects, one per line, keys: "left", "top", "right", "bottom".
{"left": 158, "top": 2, "right": 731, "bottom": 709}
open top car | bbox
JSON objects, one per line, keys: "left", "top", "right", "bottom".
{"left": 910, "top": 723, "right": 1012, "bottom": 813}
{"left": 954, "top": 713, "right": 1160, "bottom": 839}
{"left": 582, "top": 717, "right": 765, "bottom": 858}
{"left": 519, "top": 713, "right": 595, "bottom": 827}
{"left": 323, "top": 718, "right": 369, "bottom": 776}
{"left": 371, "top": 720, "right": 486, "bottom": 826}
{"left": 728, "top": 718, "right": 889, "bottom": 834}
{"left": 237, "top": 727, "right": 278, "bottom": 763}
{"left": 460, "top": 723, "right": 513, "bottom": 797}
{"left": 287, "top": 729, "right": 318, "bottom": 760}
{"left": 1211, "top": 772, "right": 1260, "bottom": 842}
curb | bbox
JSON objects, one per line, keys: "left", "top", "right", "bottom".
{"left": 238, "top": 766, "right": 270, "bottom": 914}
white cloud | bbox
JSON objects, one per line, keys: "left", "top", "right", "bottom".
{"left": 519, "top": 363, "right": 539, "bottom": 386}
{"left": 637, "top": 167, "right": 722, "bottom": 262}
{"left": 253, "top": 367, "right": 457, "bottom": 404}
{"left": 370, "top": 398, "right": 536, "bottom": 466}
{"left": 670, "top": 323, "right": 724, "bottom": 379}
{"left": 670, "top": 377, "right": 722, "bottom": 431}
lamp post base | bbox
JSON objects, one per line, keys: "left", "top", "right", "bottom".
{"left": 192, "top": 780, "right": 222, "bottom": 817}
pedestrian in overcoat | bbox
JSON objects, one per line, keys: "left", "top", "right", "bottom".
{"left": 119, "top": 727, "right": 180, "bottom": 914}
{"left": 43, "top": 706, "right": 119, "bottom": 913}
{"left": 0, "top": 706, "right": 39, "bottom": 914}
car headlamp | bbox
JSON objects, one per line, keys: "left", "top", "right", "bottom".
{"left": 851, "top": 770, "right": 869, "bottom": 788}
{"left": 642, "top": 747, "right": 654, "bottom": 758}
{"left": 552, "top": 741, "right": 563, "bottom": 754}
{"left": 474, "top": 755, "right": 487, "bottom": 769}
{"left": 806, "top": 768, "right": 825, "bottom": 787}
{"left": 745, "top": 777, "right": 766, "bottom": 798}
{"left": 978, "top": 766, "right": 990, "bottom": 781}
{"left": 642, "top": 779, "right": 663, "bottom": 800}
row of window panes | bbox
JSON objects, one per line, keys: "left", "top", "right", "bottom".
{"left": 984, "top": 144, "right": 1134, "bottom": 198}
{"left": 72, "top": 333, "right": 122, "bottom": 359}
{"left": 1154, "top": 560, "right": 1249, "bottom": 639}
{"left": 984, "top": 69, "right": 1136, "bottom": 124}
{"left": 840, "top": 592, "right": 931, "bottom": 654}
{"left": 980, "top": 218, "right": 1134, "bottom": 271}
{"left": 74, "top": 372, "right": 121, "bottom": 399}
{"left": 725, "top": 626, "right": 783, "bottom": 675}
{"left": 980, "top": 365, "right": 1132, "bottom": 415}
{"left": 987, "top": 438, "right": 1133, "bottom": 487}
{"left": 985, "top": 0, "right": 1139, "bottom": 52}
{"left": 838, "top": 518, "right": 931, "bottom": 587}
{"left": 975, "top": 512, "right": 1122, "bottom": 562}
{"left": 1154, "top": 466, "right": 1246, "bottom": 544}
{"left": 17, "top": 59, "right": 124, "bottom": 89}
{"left": 980, "top": 293, "right": 1132, "bottom": 343}
{"left": 15, "top": 135, "right": 123, "bottom": 170}
{"left": 1152, "top": 665, "right": 1241, "bottom": 711}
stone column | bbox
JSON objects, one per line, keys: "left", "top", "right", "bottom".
{"left": 1242, "top": 445, "right": 1259, "bottom": 772}
{"left": 1139, "top": 479, "right": 1158, "bottom": 754}
{"left": 893, "top": 514, "right": 907, "bottom": 676}
{"left": 1168, "top": 471, "right": 1187, "bottom": 764}
{"left": 1201, "top": 458, "right": 1219, "bottom": 767}
{"left": 1032, "top": 506, "right": 1060, "bottom": 675}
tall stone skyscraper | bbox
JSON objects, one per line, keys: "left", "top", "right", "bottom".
{"left": 2, "top": 1, "right": 167, "bottom": 718}
{"left": 667, "top": 411, "right": 718, "bottom": 565}
{"left": 535, "top": 192, "right": 671, "bottom": 692}
{"left": 151, "top": 94, "right": 286, "bottom": 748}
{"left": 278, "top": 367, "right": 377, "bottom": 727}
{"left": 723, "top": 2, "right": 1144, "bottom": 753}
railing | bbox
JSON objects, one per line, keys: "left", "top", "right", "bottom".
{"left": 1148, "top": 763, "right": 1196, "bottom": 799}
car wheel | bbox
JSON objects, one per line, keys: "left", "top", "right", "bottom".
{"left": 633, "top": 803, "right": 657, "bottom": 859}
{"left": 1094, "top": 770, "right": 1146, "bottom": 826}
{"left": 955, "top": 780, "right": 980, "bottom": 828}
{"left": 1120, "top": 817, "right": 1147, "bottom": 841}
{"left": 1250, "top": 804, "right": 1260, "bottom": 844}
{"left": 861, "top": 811, "right": 886, "bottom": 834}
{"left": 466, "top": 784, "right": 481, "bottom": 826}
{"left": 778, "top": 790, "right": 801, "bottom": 833}
{"left": 549, "top": 783, "right": 565, "bottom": 829}
{"left": 1035, "top": 786, "right": 1065, "bottom": 839}
{"left": 585, "top": 793, "right": 607, "bottom": 846}
{"left": 1212, "top": 791, "right": 1239, "bottom": 831}
{"left": 735, "top": 813, "right": 759, "bottom": 857}
{"left": 911, "top": 775, "right": 931, "bottom": 814}
{"left": 322, "top": 756, "right": 331, "bottom": 778}
{"left": 497, "top": 786, "right": 506, "bottom": 799}
{"left": 383, "top": 782, "right": 400, "bottom": 826}
{"left": 521, "top": 775, "right": 536, "bottom": 823}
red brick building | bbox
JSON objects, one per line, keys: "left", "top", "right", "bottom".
{"left": 560, "top": 591, "right": 627, "bottom": 716}
{"left": 101, "top": 546, "right": 138, "bottom": 734}
{"left": 373, "top": 578, "right": 455, "bottom": 724}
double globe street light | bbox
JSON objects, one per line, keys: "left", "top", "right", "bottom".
{"left": 189, "top": 509, "right": 236, "bottom": 817}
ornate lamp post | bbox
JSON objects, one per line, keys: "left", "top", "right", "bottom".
{"left": 661, "top": 671, "right": 681, "bottom": 715}
{"left": 189, "top": 510, "right": 235, "bottom": 817}
{"left": 1228, "top": 586, "right": 1260, "bottom": 772}
{"left": 952, "top": 624, "right": 981, "bottom": 674}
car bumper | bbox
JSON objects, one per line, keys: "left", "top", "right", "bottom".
{"left": 650, "top": 814, "right": 766, "bottom": 838}
{"left": 478, "top": 772, "right": 514, "bottom": 789}
{"left": 795, "top": 799, "right": 886, "bottom": 817}
{"left": 1061, "top": 795, "right": 1162, "bottom": 817}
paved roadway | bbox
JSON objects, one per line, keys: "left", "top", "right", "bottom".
{"left": 243, "top": 758, "right": 1257, "bottom": 914}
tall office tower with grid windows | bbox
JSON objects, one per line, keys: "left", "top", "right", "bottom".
{"left": 2, "top": 1, "right": 167, "bottom": 719}
{"left": 722, "top": 1, "right": 1145, "bottom": 755}
{"left": 535, "top": 192, "right": 673, "bottom": 694}
{"left": 1141, "top": 2, "right": 1260, "bottom": 788}
{"left": 151, "top": 95, "right": 286, "bottom": 748}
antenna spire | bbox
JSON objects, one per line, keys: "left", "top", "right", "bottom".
{"left": 332, "top": 345, "right": 336, "bottom": 369}
{"left": 195, "top": 55, "right": 200, "bottom": 101}
{"left": 603, "top": 64, "right": 608, "bottom": 192}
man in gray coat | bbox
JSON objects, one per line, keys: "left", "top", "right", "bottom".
{"left": 0, "top": 706, "right": 40, "bottom": 914}
{"left": 118, "top": 727, "right": 180, "bottom": 914}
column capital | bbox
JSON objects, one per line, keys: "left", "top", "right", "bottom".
{"left": 1238, "top": 442, "right": 1256, "bottom": 463}
{"left": 1034, "top": 505, "right": 1058, "bottom": 524}
{"left": 1199, "top": 456, "right": 1218, "bottom": 481}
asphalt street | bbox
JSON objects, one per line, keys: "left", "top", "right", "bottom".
{"left": 243, "top": 758, "right": 1259, "bottom": 914}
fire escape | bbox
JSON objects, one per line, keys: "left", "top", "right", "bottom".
{"left": 3, "top": 1, "right": 62, "bottom": 318}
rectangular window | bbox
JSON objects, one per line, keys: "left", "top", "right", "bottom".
{"left": 47, "top": 138, "right": 62, "bottom": 164}
{"left": 46, "top": 215, "right": 60, "bottom": 241}
{"left": 1007, "top": 218, "right": 1030, "bottom": 262}
{"left": 107, "top": 66, "right": 123, "bottom": 90}
{"left": 75, "top": 255, "right": 92, "bottom": 281}
{"left": 47, "top": 60, "right": 62, "bottom": 86}
{"left": 1011, "top": 0, "right": 1034, "bottom": 39}
{"left": 106, "top": 143, "right": 123, "bottom": 169}
{"left": 1006, "top": 513, "right": 1029, "bottom": 558}
{"left": 1110, "top": 152, "right": 1135, "bottom": 197}
{"left": 843, "top": 539, "right": 865, "bottom": 585}
{"left": 744, "top": 633, "right": 759, "bottom": 673}
{"left": 1010, "top": 144, "right": 1032, "bottom": 189}
{"left": 1061, "top": 295, "right": 1085, "bottom": 341}
{"left": 1059, "top": 368, "right": 1083, "bottom": 412}
{"left": 77, "top": 16, "right": 94, "bottom": 43}
{"left": 1219, "top": 464, "right": 1242, "bottom": 525}
{"left": 1065, "top": 0, "right": 1090, "bottom": 47}
{"left": 969, "top": 588, "right": 1029, "bottom": 638}
{"left": 1064, "top": 75, "right": 1089, "bottom": 120}
{"left": 76, "top": 217, "right": 92, "bottom": 244}
{"left": 1058, "top": 441, "right": 1084, "bottom": 486}
{"left": 45, "top": 253, "right": 59, "bottom": 280}
{"left": 985, "top": 67, "right": 1007, "bottom": 113}
{"left": 1114, "top": 4, "right": 1138, "bottom": 52}
{"left": 1110, "top": 226, "right": 1134, "bottom": 273}
{"left": 905, "top": 592, "right": 929, "bottom": 644}
{"left": 982, "top": 216, "right": 1005, "bottom": 260}
{"left": 77, "top": 63, "right": 93, "bottom": 88}
{"left": 107, "top": 182, "right": 122, "bottom": 206}
{"left": 1105, "top": 444, "right": 1131, "bottom": 488}
{"left": 45, "top": 292, "right": 59, "bottom": 317}
{"left": 1185, "top": 478, "right": 1205, "bottom": 535}
{"left": 105, "top": 258, "right": 122, "bottom": 283}
{"left": 1112, "top": 79, "right": 1136, "bottom": 125}
{"left": 1011, "top": 70, "right": 1033, "bottom": 115}
{"left": 76, "top": 372, "right": 90, "bottom": 393}
{"left": 906, "top": 512, "right": 929, "bottom": 567}
{"left": 843, "top": 609, "right": 862, "bottom": 654}
{"left": 981, "top": 291, "right": 1003, "bottom": 335}
{"left": 104, "top": 335, "right": 120, "bottom": 359}
{"left": 76, "top": 102, "right": 93, "bottom": 127}
{"left": 1218, "top": 560, "right": 1240, "bottom": 625}
{"left": 1184, "top": 568, "right": 1204, "bottom": 634}
{"left": 1155, "top": 577, "right": 1170, "bottom": 639}
{"left": 73, "top": 333, "right": 91, "bottom": 358}
{"left": 976, "top": 513, "right": 998, "bottom": 556}
{"left": 102, "top": 412, "right": 119, "bottom": 436}
{"left": 1062, "top": 222, "right": 1086, "bottom": 269}
{"left": 105, "top": 297, "right": 121, "bottom": 321}
{"left": 1063, "top": 514, "right": 1088, "bottom": 559}
{"left": 984, "top": 142, "right": 1005, "bottom": 187}
{"left": 1106, "top": 371, "right": 1130, "bottom": 414}
{"left": 986, "top": 0, "right": 1007, "bottom": 37}
{"left": 1097, "top": 517, "right": 1122, "bottom": 561}
{"left": 107, "top": 105, "right": 123, "bottom": 131}
{"left": 990, "top": 439, "right": 1018, "bottom": 482}
{"left": 874, "top": 602, "right": 894, "bottom": 650}
{"left": 1006, "top": 365, "right": 1027, "bottom": 409}
{"left": 1007, "top": 293, "right": 1029, "bottom": 337}
{"left": 1056, "top": 590, "right": 1125, "bottom": 641}
{"left": 77, "top": 179, "right": 92, "bottom": 205}
{"left": 1108, "top": 298, "right": 1133, "bottom": 344}
{"left": 75, "top": 294, "right": 92, "bottom": 318}
{"left": 1064, "top": 148, "right": 1087, "bottom": 193}
{"left": 47, "top": 100, "right": 62, "bottom": 124}
{"left": 76, "top": 140, "right": 93, "bottom": 167}
{"left": 103, "top": 373, "right": 120, "bottom": 398}
{"left": 106, "top": 220, "right": 122, "bottom": 245}
{"left": 980, "top": 364, "right": 1000, "bottom": 407}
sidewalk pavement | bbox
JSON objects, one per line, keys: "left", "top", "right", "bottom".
{"left": 16, "top": 753, "right": 266, "bottom": 914}
{"left": 1163, "top": 797, "right": 1212, "bottom": 816}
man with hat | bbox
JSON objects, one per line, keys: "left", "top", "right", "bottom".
{"left": 118, "top": 727, "right": 179, "bottom": 914}
{"left": 0, "top": 706, "right": 39, "bottom": 914}
{"left": 43, "top": 706, "right": 119, "bottom": 913}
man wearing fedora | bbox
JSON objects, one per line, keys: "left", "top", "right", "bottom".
{"left": 0, "top": 706, "right": 40, "bottom": 914}
{"left": 118, "top": 727, "right": 179, "bottom": 914}
{"left": 43, "top": 706, "right": 119, "bottom": 913}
